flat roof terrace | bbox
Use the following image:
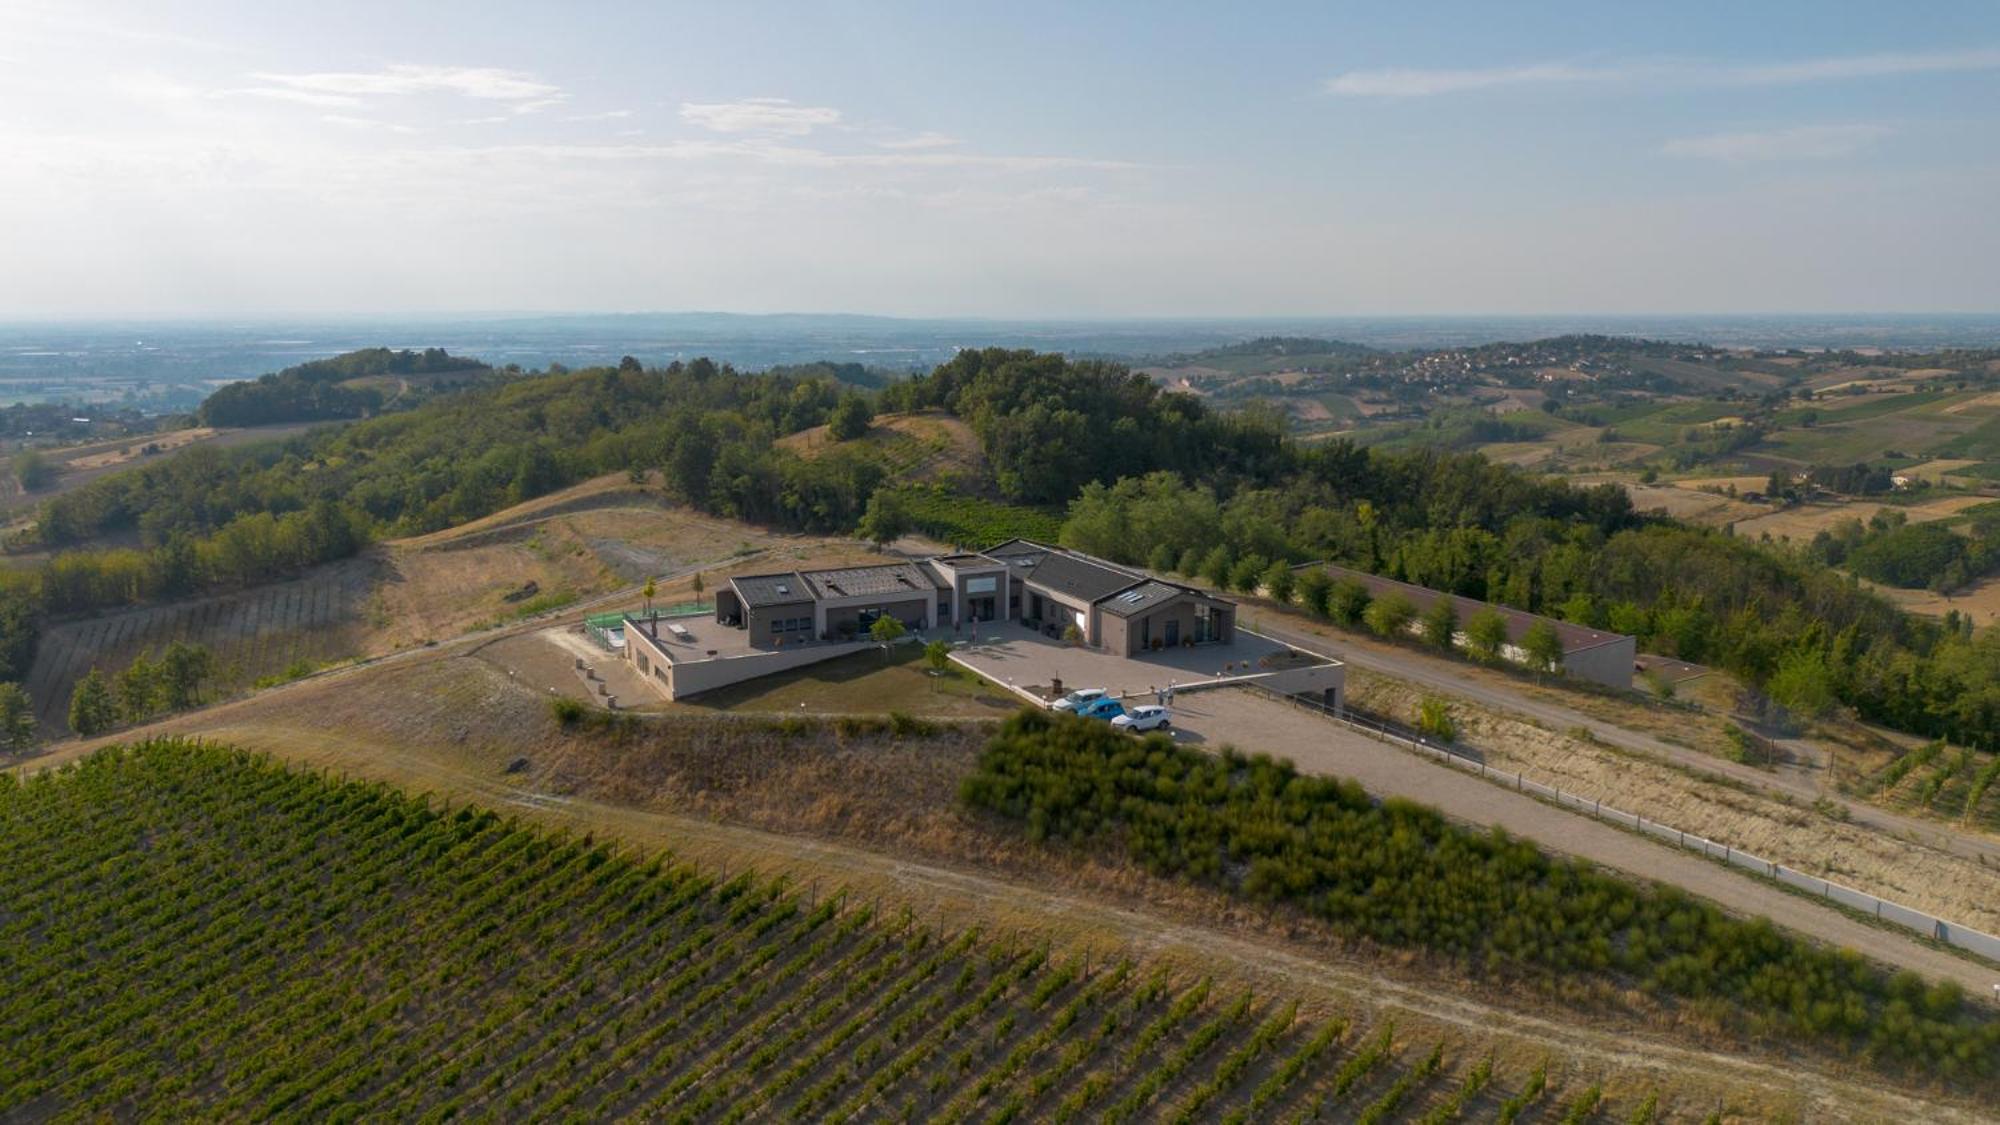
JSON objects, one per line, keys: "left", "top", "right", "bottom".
{"left": 951, "top": 621, "right": 1336, "bottom": 703}
{"left": 627, "top": 612, "right": 835, "bottom": 662}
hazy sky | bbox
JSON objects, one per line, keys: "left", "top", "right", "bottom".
{"left": 5, "top": 0, "right": 1998, "bottom": 318}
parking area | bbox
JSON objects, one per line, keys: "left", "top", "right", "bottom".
{"left": 948, "top": 621, "right": 1332, "bottom": 706}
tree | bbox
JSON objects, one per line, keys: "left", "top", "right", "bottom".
{"left": 857, "top": 489, "right": 913, "bottom": 549}
{"left": 1146, "top": 543, "right": 1178, "bottom": 575}
{"left": 828, "top": 392, "right": 874, "bottom": 441}
{"left": 1420, "top": 597, "right": 1459, "bottom": 650}
{"left": 1416, "top": 695, "right": 1457, "bottom": 741}
{"left": 1176, "top": 547, "right": 1203, "bottom": 579}
{"left": 68, "top": 669, "right": 116, "bottom": 736}
{"left": 158, "top": 641, "right": 214, "bottom": 711}
{"left": 641, "top": 577, "right": 656, "bottom": 616}
{"left": 1199, "top": 546, "right": 1235, "bottom": 589}
{"left": 869, "top": 614, "right": 906, "bottom": 654}
{"left": 924, "top": 638, "right": 952, "bottom": 677}
{"left": 1261, "top": 561, "right": 1295, "bottom": 605}
{"left": 1521, "top": 621, "right": 1565, "bottom": 674}
{"left": 1295, "top": 569, "right": 1333, "bottom": 618}
{"left": 1464, "top": 609, "right": 1510, "bottom": 662}
{"left": 0, "top": 683, "right": 33, "bottom": 750}
{"left": 1228, "top": 554, "right": 1267, "bottom": 594}
{"left": 692, "top": 571, "right": 705, "bottom": 600}
{"left": 12, "top": 449, "right": 55, "bottom": 492}
{"left": 115, "top": 652, "right": 161, "bottom": 723}
{"left": 1327, "top": 579, "right": 1372, "bottom": 627}
{"left": 1363, "top": 592, "right": 1416, "bottom": 639}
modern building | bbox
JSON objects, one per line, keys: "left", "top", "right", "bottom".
{"left": 625, "top": 541, "right": 1238, "bottom": 699}
{"left": 1303, "top": 563, "right": 1635, "bottom": 689}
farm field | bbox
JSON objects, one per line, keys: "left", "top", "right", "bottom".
{"left": 25, "top": 658, "right": 1990, "bottom": 1120}
{"left": 0, "top": 421, "right": 320, "bottom": 517}
{"left": 22, "top": 558, "right": 381, "bottom": 730}
{"left": 1875, "top": 573, "right": 2000, "bottom": 626}
{"left": 1731, "top": 493, "right": 1990, "bottom": 543}
{"left": 5, "top": 739, "right": 1679, "bottom": 1123}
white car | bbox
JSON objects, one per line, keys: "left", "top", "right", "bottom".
{"left": 1050, "top": 688, "right": 1107, "bottom": 713}
{"left": 1112, "top": 705, "right": 1171, "bottom": 732}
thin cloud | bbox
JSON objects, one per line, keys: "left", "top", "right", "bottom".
{"left": 562, "top": 109, "right": 635, "bottom": 122}
{"left": 1326, "top": 46, "right": 2000, "bottom": 97}
{"left": 218, "top": 86, "right": 362, "bottom": 108}
{"left": 319, "top": 114, "right": 420, "bottom": 135}
{"left": 679, "top": 97, "right": 841, "bottom": 135}
{"left": 1662, "top": 123, "right": 1890, "bottom": 161}
{"left": 251, "top": 64, "right": 561, "bottom": 103}
{"left": 875, "top": 131, "right": 964, "bottom": 150}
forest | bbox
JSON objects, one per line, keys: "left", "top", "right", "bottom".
{"left": 960, "top": 711, "right": 2000, "bottom": 1081}
{"left": 195, "top": 346, "right": 491, "bottom": 427}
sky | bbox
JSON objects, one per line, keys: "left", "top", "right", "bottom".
{"left": 3, "top": 0, "right": 1998, "bottom": 319}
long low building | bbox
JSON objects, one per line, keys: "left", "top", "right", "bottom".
{"left": 628, "top": 540, "right": 1240, "bottom": 699}
{"left": 1304, "top": 563, "right": 1636, "bottom": 689}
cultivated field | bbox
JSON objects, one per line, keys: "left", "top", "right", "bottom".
{"left": 1876, "top": 573, "right": 2000, "bottom": 626}
{"left": 23, "top": 558, "right": 380, "bottom": 730}
{"left": 5, "top": 739, "right": 1697, "bottom": 1123}
{"left": 0, "top": 421, "right": 320, "bottom": 516}
{"left": 1731, "top": 493, "right": 1990, "bottom": 543}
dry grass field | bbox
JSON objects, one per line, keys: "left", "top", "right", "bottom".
{"left": 1341, "top": 668, "right": 2000, "bottom": 935}
{"left": 777, "top": 410, "right": 986, "bottom": 485}
{"left": 20, "top": 653, "right": 1986, "bottom": 1121}
{"left": 1731, "top": 493, "right": 1989, "bottom": 543}
{"left": 1620, "top": 482, "right": 1765, "bottom": 527}
{"left": 1876, "top": 574, "right": 2000, "bottom": 626}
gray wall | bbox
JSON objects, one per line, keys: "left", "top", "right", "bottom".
{"left": 1562, "top": 636, "right": 1636, "bottom": 690}
{"left": 1104, "top": 598, "right": 1235, "bottom": 656}
{"left": 822, "top": 597, "right": 930, "bottom": 639}
{"left": 744, "top": 600, "right": 817, "bottom": 644}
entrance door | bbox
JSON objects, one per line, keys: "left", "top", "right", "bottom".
{"left": 1164, "top": 619, "right": 1179, "bottom": 646}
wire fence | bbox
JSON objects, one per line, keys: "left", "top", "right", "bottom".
{"left": 1248, "top": 684, "right": 2000, "bottom": 968}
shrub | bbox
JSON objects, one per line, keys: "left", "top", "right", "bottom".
{"left": 1416, "top": 695, "right": 1457, "bottom": 741}
{"left": 1363, "top": 593, "right": 1416, "bottom": 638}
{"left": 549, "top": 696, "right": 587, "bottom": 726}
{"left": 1327, "top": 579, "right": 1372, "bottom": 627}
{"left": 1261, "top": 561, "right": 1295, "bottom": 604}
{"left": 1295, "top": 569, "right": 1333, "bottom": 618}
{"left": 1464, "top": 609, "right": 1509, "bottom": 661}
{"left": 1420, "top": 598, "right": 1458, "bottom": 651}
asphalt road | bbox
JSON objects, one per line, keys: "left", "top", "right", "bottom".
{"left": 1163, "top": 687, "right": 2000, "bottom": 995}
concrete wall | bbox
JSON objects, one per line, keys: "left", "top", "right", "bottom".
{"left": 665, "top": 641, "right": 874, "bottom": 699}
{"left": 1103, "top": 598, "right": 1236, "bottom": 656}
{"left": 1563, "top": 636, "right": 1636, "bottom": 690}
{"left": 1255, "top": 662, "right": 1345, "bottom": 712}
{"left": 744, "top": 600, "right": 816, "bottom": 644}
{"left": 1024, "top": 586, "right": 1096, "bottom": 643}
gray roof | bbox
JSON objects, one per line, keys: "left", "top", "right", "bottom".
{"left": 1026, "top": 552, "right": 1143, "bottom": 604}
{"left": 730, "top": 572, "right": 812, "bottom": 608}
{"left": 1097, "top": 580, "right": 1203, "bottom": 618}
{"left": 984, "top": 538, "right": 1052, "bottom": 563}
{"left": 800, "top": 562, "right": 936, "bottom": 600}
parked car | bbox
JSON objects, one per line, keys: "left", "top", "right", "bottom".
{"left": 1051, "top": 688, "right": 1107, "bottom": 713}
{"left": 1111, "top": 705, "right": 1170, "bottom": 732}
{"left": 1076, "top": 698, "right": 1126, "bottom": 722}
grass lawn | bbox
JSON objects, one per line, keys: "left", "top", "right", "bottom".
{"left": 668, "top": 641, "right": 1020, "bottom": 719}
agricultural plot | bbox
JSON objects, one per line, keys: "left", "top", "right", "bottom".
{"left": 23, "top": 558, "right": 379, "bottom": 730}
{"left": 1864, "top": 742, "right": 2000, "bottom": 831}
{"left": 0, "top": 741, "right": 1656, "bottom": 1122}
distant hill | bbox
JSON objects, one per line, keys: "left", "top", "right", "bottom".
{"left": 196, "top": 347, "right": 491, "bottom": 427}
{"left": 1196, "top": 336, "right": 1378, "bottom": 360}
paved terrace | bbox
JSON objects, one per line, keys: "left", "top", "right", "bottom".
{"left": 949, "top": 621, "right": 1331, "bottom": 705}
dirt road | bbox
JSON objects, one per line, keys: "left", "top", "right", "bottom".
{"left": 1166, "top": 688, "right": 2000, "bottom": 996}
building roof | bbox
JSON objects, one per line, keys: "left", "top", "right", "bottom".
{"left": 934, "top": 552, "right": 1005, "bottom": 569}
{"left": 1026, "top": 551, "right": 1144, "bottom": 604}
{"left": 730, "top": 572, "right": 813, "bottom": 608}
{"left": 1310, "top": 563, "right": 1628, "bottom": 653}
{"left": 800, "top": 562, "right": 937, "bottom": 600}
{"left": 983, "top": 538, "right": 1052, "bottom": 562}
{"left": 1096, "top": 580, "right": 1206, "bottom": 618}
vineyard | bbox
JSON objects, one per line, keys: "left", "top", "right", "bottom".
{"left": 22, "top": 559, "right": 379, "bottom": 730}
{"left": 889, "top": 486, "right": 1065, "bottom": 549}
{"left": 1864, "top": 740, "right": 2000, "bottom": 829}
{"left": 0, "top": 740, "right": 1672, "bottom": 1122}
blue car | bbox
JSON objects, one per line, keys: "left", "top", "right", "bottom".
{"left": 1076, "top": 697, "right": 1126, "bottom": 722}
